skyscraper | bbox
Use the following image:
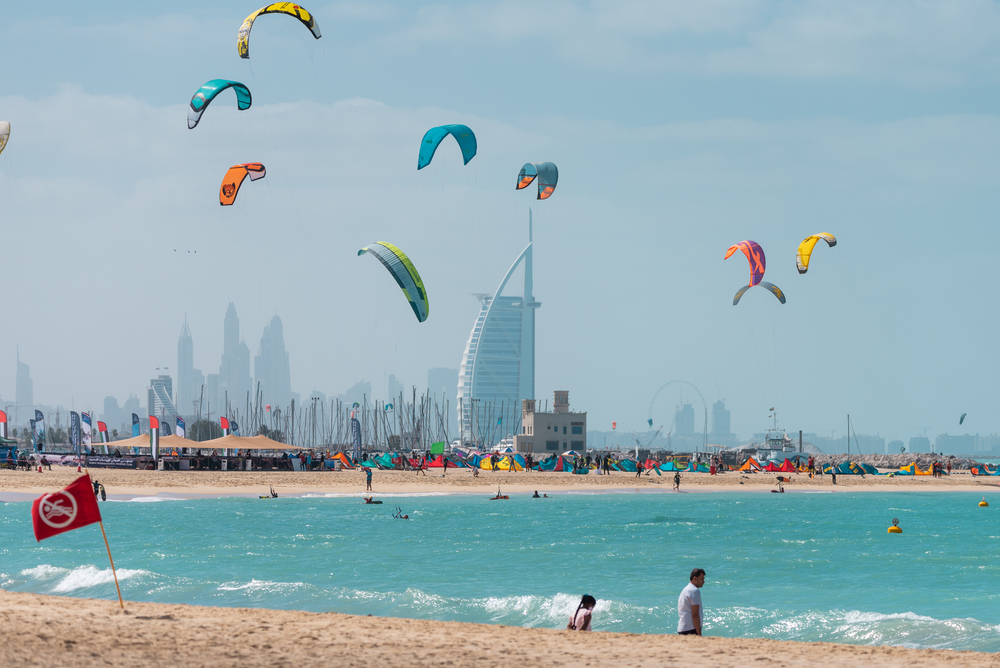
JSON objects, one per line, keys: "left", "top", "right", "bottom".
{"left": 711, "top": 400, "right": 731, "bottom": 438}
{"left": 148, "top": 375, "right": 176, "bottom": 420}
{"left": 216, "top": 303, "right": 252, "bottom": 413}
{"left": 254, "top": 315, "right": 292, "bottom": 409}
{"left": 177, "top": 317, "right": 205, "bottom": 418}
{"left": 457, "top": 213, "right": 539, "bottom": 443}
{"left": 675, "top": 403, "right": 695, "bottom": 436}
{"left": 16, "top": 350, "right": 33, "bottom": 411}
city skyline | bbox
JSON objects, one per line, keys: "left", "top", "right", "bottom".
{"left": 4, "top": 1, "right": 1000, "bottom": 444}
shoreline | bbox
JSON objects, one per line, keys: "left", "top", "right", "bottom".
{"left": 0, "top": 590, "right": 993, "bottom": 668}
{"left": 2, "top": 468, "right": 998, "bottom": 500}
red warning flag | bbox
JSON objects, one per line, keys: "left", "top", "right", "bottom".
{"left": 31, "top": 474, "right": 102, "bottom": 541}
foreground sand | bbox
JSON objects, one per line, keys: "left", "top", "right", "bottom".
{"left": 2, "top": 467, "right": 999, "bottom": 498}
{"left": 0, "top": 590, "right": 993, "bottom": 668}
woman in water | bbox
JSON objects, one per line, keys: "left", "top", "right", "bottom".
{"left": 566, "top": 594, "right": 596, "bottom": 631}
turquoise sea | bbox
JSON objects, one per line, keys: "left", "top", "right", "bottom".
{"left": 2, "top": 491, "right": 999, "bottom": 651}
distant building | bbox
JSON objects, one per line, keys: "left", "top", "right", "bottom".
{"left": 458, "top": 216, "right": 538, "bottom": 443}
{"left": 675, "top": 403, "right": 695, "bottom": 436}
{"left": 887, "top": 439, "right": 904, "bottom": 454}
{"left": 975, "top": 434, "right": 1000, "bottom": 454}
{"left": 254, "top": 315, "right": 292, "bottom": 409}
{"left": 934, "top": 433, "right": 976, "bottom": 455}
{"left": 148, "top": 375, "right": 176, "bottom": 420}
{"left": 909, "top": 436, "right": 931, "bottom": 452}
{"left": 711, "top": 401, "right": 731, "bottom": 438}
{"left": 338, "top": 380, "right": 371, "bottom": 407}
{"left": 515, "top": 391, "right": 586, "bottom": 454}
{"left": 15, "top": 350, "right": 33, "bottom": 416}
{"left": 387, "top": 374, "right": 404, "bottom": 402}
{"left": 177, "top": 317, "right": 205, "bottom": 418}
{"left": 101, "top": 396, "right": 123, "bottom": 434}
{"left": 206, "top": 303, "right": 253, "bottom": 416}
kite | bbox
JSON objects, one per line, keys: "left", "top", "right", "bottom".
{"left": 733, "top": 282, "right": 786, "bottom": 306}
{"left": 238, "top": 3, "right": 322, "bottom": 59}
{"left": 725, "top": 240, "right": 766, "bottom": 287}
{"left": 417, "top": 125, "right": 477, "bottom": 169}
{"left": 219, "top": 163, "right": 266, "bottom": 205}
{"left": 358, "top": 241, "right": 429, "bottom": 322}
{"left": 516, "top": 162, "right": 559, "bottom": 200}
{"left": 0, "top": 122, "right": 9, "bottom": 156}
{"left": 796, "top": 233, "right": 837, "bottom": 274}
{"left": 187, "top": 80, "right": 252, "bottom": 129}
{"left": 960, "top": 413, "right": 967, "bottom": 425}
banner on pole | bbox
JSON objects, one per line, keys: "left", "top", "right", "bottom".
{"left": 149, "top": 416, "right": 160, "bottom": 461}
{"left": 81, "top": 412, "right": 93, "bottom": 451}
{"left": 70, "top": 412, "right": 81, "bottom": 456}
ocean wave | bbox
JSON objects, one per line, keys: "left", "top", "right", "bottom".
{"left": 20, "top": 564, "right": 151, "bottom": 593}
{"left": 107, "top": 496, "right": 182, "bottom": 503}
{"left": 217, "top": 579, "right": 309, "bottom": 594}
{"left": 300, "top": 492, "right": 452, "bottom": 498}
{"left": 712, "top": 606, "right": 1000, "bottom": 652}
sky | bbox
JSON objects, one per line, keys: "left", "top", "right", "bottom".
{"left": 2, "top": 0, "right": 1000, "bottom": 444}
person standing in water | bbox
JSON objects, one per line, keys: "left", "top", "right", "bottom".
{"left": 566, "top": 594, "right": 596, "bottom": 631}
{"left": 677, "top": 569, "right": 706, "bottom": 635}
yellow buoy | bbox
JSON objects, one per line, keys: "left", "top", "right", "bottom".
{"left": 888, "top": 517, "right": 901, "bottom": 533}
{"left": 979, "top": 497, "right": 989, "bottom": 507}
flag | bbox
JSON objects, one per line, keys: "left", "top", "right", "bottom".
{"left": 175, "top": 416, "right": 186, "bottom": 439}
{"left": 351, "top": 417, "right": 361, "bottom": 463}
{"left": 32, "top": 474, "right": 102, "bottom": 541}
{"left": 70, "top": 412, "right": 81, "bottom": 455}
{"left": 230, "top": 420, "right": 240, "bottom": 437}
{"left": 81, "top": 412, "right": 92, "bottom": 452}
{"left": 131, "top": 413, "right": 140, "bottom": 437}
{"left": 0, "top": 409, "right": 7, "bottom": 440}
{"left": 430, "top": 441, "right": 445, "bottom": 455}
{"left": 34, "top": 410, "right": 46, "bottom": 451}
{"left": 220, "top": 417, "right": 230, "bottom": 436}
{"left": 97, "top": 421, "right": 110, "bottom": 451}
{"left": 149, "top": 416, "right": 160, "bottom": 461}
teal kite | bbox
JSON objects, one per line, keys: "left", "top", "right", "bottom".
{"left": 188, "top": 80, "right": 252, "bottom": 129}
{"left": 417, "top": 125, "right": 477, "bottom": 170}
{"left": 358, "top": 241, "right": 429, "bottom": 322}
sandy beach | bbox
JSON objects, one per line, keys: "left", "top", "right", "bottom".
{"left": 1, "top": 467, "right": 998, "bottom": 499}
{"left": 0, "top": 589, "right": 994, "bottom": 668}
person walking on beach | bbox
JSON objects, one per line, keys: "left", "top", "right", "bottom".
{"left": 442, "top": 458, "right": 449, "bottom": 476}
{"left": 636, "top": 460, "right": 644, "bottom": 478}
{"left": 673, "top": 472, "right": 681, "bottom": 492}
{"left": 946, "top": 460, "right": 952, "bottom": 476}
{"left": 567, "top": 594, "right": 596, "bottom": 631}
{"left": 365, "top": 467, "right": 373, "bottom": 491}
{"left": 678, "top": 569, "right": 706, "bottom": 636}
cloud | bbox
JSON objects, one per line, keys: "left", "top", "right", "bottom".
{"left": 372, "top": 0, "right": 1000, "bottom": 84}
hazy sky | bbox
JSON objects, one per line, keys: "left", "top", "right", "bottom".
{"left": 2, "top": 1, "right": 1000, "bottom": 443}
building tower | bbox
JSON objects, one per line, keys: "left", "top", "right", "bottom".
{"left": 457, "top": 211, "right": 540, "bottom": 445}
{"left": 218, "top": 303, "right": 252, "bottom": 412}
{"left": 254, "top": 315, "right": 292, "bottom": 409}
{"left": 176, "top": 317, "right": 205, "bottom": 418}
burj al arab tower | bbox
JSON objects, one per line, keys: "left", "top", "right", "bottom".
{"left": 457, "top": 213, "right": 540, "bottom": 445}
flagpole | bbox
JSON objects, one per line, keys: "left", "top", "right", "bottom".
{"left": 83, "top": 462, "right": 124, "bottom": 610}
{"left": 98, "top": 520, "right": 124, "bottom": 610}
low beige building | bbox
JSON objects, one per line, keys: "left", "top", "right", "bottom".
{"left": 515, "top": 391, "right": 587, "bottom": 454}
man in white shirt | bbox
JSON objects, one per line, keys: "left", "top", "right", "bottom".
{"left": 677, "top": 568, "right": 706, "bottom": 635}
